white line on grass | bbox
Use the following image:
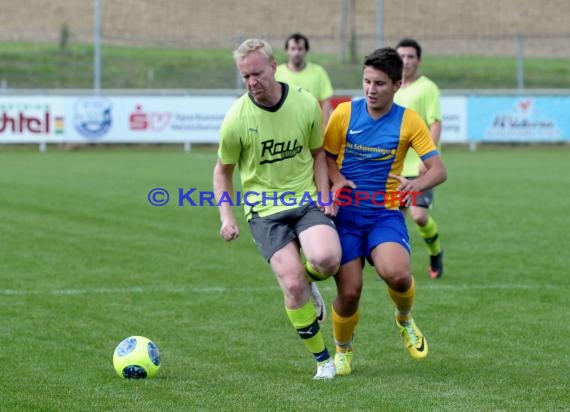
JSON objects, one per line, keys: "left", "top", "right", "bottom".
{"left": 0, "top": 283, "right": 557, "bottom": 296}
{"left": 0, "top": 285, "right": 278, "bottom": 296}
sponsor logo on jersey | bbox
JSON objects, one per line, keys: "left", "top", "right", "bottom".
{"left": 259, "top": 138, "right": 303, "bottom": 164}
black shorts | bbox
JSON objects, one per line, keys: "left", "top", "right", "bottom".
{"left": 248, "top": 204, "right": 336, "bottom": 261}
{"left": 402, "top": 177, "right": 434, "bottom": 209}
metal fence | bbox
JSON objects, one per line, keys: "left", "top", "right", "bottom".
{"left": 1, "top": 0, "right": 569, "bottom": 90}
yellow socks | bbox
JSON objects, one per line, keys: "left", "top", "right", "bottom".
{"left": 286, "top": 300, "right": 330, "bottom": 363}
{"left": 388, "top": 277, "right": 416, "bottom": 324}
{"left": 332, "top": 306, "right": 360, "bottom": 352}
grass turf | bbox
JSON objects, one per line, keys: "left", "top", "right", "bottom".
{"left": 1, "top": 42, "right": 570, "bottom": 89}
{"left": 0, "top": 145, "right": 568, "bottom": 411}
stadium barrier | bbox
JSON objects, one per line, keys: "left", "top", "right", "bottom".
{"left": 1, "top": 90, "right": 569, "bottom": 151}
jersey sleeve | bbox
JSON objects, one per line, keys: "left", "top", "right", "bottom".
{"left": 424, "top": 82, "right": 442, "bottom": 126}
{"left": 274, "top": 64, "right": 286, "bottom": 83}
{"left": 308, "top": 99, "right": 324, "bottom": 150}
{"left": 317, "top": 66, "right": 334, "bottom": 101}
{"left": 403, "top": 109, "right": 438, "bottom": 160}
{"left": 217, "top": 111, "right": 241, "bottom": 164}
{"left": 323, "top": 102, "right": 350, "bottom": 158}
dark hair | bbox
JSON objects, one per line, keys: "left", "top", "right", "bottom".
{"left": 284, "top": 33, "right": 310, "bottom": 51}
{"left": 363, "top": 47, "right": 403, "bottom": 83}
{"left": 395, "top": 38, "right": 422, "bottom": 59}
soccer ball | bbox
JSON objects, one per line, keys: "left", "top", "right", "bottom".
{"left": 304, "top": 262, "right": 332, "bottom": 282}
{"left": 112, "top": 336, "right": 161, "bottom": 379}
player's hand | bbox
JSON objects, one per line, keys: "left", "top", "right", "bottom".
{"left": 317, "top": 191, "right": 337, "bottom": 217}
{"left": 389, "top": 174, "right": 421, "bottom": 208}
{"left": 331, "top": 178, "right": 357, "bottom": 198}
{"left": 329, "top": 178, "right": 356, "bottom": 216}
{"left": 322, "top": 203, "right": 337, "bottom": 217}
{"left": 220, "top": 218, "right": 239, "bottom": 241}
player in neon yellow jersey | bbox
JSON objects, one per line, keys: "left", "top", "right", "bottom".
{"left": 214, "top": 39, "right": 341, "bottom": 380}
{"left": 394, "top": 38, "right": 444, "bottom": 279}
{"left": 276, "top": 33, "right": 334, "bottom": 127}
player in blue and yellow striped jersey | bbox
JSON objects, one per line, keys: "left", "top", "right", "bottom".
{"left": 323, "top": 47, "right": 447, "bottom": 375}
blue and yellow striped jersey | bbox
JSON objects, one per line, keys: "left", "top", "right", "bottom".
{"left": 324, "top": 99, "right": 438, "bottom": 211}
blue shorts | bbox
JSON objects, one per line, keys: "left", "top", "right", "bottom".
{"left": 334, "top": 208, "right": 411, "bottom": 265}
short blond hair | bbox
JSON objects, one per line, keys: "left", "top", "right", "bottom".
{"left": 233, "top": 38, "right": 275, "bottom": 63}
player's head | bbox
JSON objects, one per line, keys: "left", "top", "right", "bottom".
{"left": 396, "top": 38, "right": 422, "bottom": 59}
{"left": 234, "top": 38, "right": 276, "bottom": 64}
{"left": 362, "top": 48, "right": 403, "bottom": 115}
{"left": 233, "top": 39, "right": 277, "bottom": 102}
{"left": 396, "top": 38, "right": 422, "bottom": 78}
{"left": 363, "top": 47, "right": 403, "bottom": 84}
{"left": 284, "top": 33, "right": 310, "bottom": 68}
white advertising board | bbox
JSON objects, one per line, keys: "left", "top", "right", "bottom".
{"left": 0, "top": 96, "right": 236, "bottom": 143}
{"left": 441, "top": 96, "right": 468, "bottom": 143}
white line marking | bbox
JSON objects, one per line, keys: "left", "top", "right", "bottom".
{"left": 0, "top": 283, "right": 558, "bottom": 297}
{"left": 0, "top": 286, "right": 276, "bottom": 296}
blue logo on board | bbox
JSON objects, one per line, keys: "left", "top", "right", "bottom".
{"left": 73, "top": 97, "right": 112, "bottom": 139}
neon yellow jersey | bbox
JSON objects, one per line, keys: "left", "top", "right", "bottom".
{"left": 218, "top": 83, "right": 323, "bottom": 220}
{"left": 394, "top": 75, "right": 441, "bottom": 177}
{"left": 275, "top": 62, "right": 333, "bottom": 102}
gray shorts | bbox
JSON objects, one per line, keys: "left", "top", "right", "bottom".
{"left": 248, "top": 204, "right": 336, "bottom": 261}
{"left": 402, "top": 177, "right": 434, "bottom": 209}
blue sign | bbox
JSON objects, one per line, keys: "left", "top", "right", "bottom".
{"left": 468, "top": 96, "right": 570, "bottom": 142}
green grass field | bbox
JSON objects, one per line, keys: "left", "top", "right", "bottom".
{"left": 1, "top": 146, "right": 568, "bottom": 411}
{"left": 2, "top": 42, "right": 570, "bottom": 89}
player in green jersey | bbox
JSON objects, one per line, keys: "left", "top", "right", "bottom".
{"left": 213, "top": 39, "right": 341, "bottom": 379}
{"left": 276, "top": 33, "right": 334, "bottom": 127}
{"left": 394, "top": 38, "right": 445, "bottom": 279}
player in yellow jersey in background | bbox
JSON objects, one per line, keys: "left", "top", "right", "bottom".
{"left": 394, "top": 38, "right": 445, "bottom": 279}
{"left": 276, "top": 33, "right": 334, "bottom": 127}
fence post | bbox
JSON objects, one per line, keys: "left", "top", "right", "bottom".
{"left": 235, "top": 34, "right": 244, "bottom": 92}
{"left": 339, "top": 0, "right": 349, "bottom": 63}
{"left": 516, "top": 33, "right": 524, "bottom": 90}
{"left": 375, "top": 0, "right": 384, "bottom": 49}
{"left": 93, "top": 0, "right": 102, "bottom": 92}
{"left": 348, "top": 0, "right": 357, "bottom": 63}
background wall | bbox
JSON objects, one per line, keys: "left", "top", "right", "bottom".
{"left": 1, "top": 0, "right": 569, "bottom": 56}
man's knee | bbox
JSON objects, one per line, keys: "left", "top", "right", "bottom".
{"left": 380, "top": 268, "right": 412, "bottom": 292}
{"left": 338, "top": 285, "right": 362, "bottom": 308}
{"left": 281, "top": 276, "right": 309, "bottom": 301}
{"left": 414, "top": 215, "right": 428, "bottom": 226}
{"left": 412, "top": 207, "right": 428, "bottom": 226}
{"left": 308, "top": 253, "right": 340, "bottom": 276}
